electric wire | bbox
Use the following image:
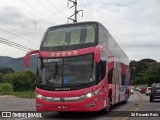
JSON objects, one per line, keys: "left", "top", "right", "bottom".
{"left": 0, "top": 38, "right": 33, "bottom": 50}
{"left": 7, "top": 32, "right": 41, "bottom": 41}
{"left": 0, "top": 27, "right": 39, "bottom": 45}
{"left": 0, "top": 16, "right": 42, "bottom": 40}
{"left": 47, "top": 0, "right": 68, "bottom": 18}
{"left": 0, "top": 38, "right": 33, "bottom": 51}
{"left": 22, "top": 0, "right": 57, "bottom": 24}
{"left": 0, "top": 40, "right": 28, "bottom": 51}
{"left": 37, "top": 0, "right": 66, "bottom": 21}
{"left": 0, "top": 19, "right": 41, "bottom": 42}
{"left": 0, "top": 1, "right": 70, "bottom": 52}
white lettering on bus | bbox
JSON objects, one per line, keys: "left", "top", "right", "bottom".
{"left": 43, "top": 59, "right": 61, "bottom": 63}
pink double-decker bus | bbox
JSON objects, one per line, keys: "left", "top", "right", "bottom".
{"left": 24, "top": 21, "right": 130, "bottom": 112}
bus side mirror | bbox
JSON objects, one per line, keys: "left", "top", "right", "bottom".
{"left": 24, "top": 50, "right": 39, "bottom": 67}
{"left": 94, "top": 53, "right": 100, "bottom": 63}
{"left": 94, "top": 45, "right": 103, "bottom": 63}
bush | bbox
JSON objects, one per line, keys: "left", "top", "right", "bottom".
{"left": 0, "top": 74, "right": 2, "bottom": 83}
{"left": 2, "top": 70, "right": 36, "bottom": 91}
{"left": 0, "top": 83, "right": 13, "bottom": 93}
{"left": 0, "top": 67, "right": 14, "bottom": 75}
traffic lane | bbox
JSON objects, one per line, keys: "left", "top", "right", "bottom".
{"left": 128, "top": 92, "right": 160, "bottom": 120}
{"left": 0, "top": 96, "right": 35, "bottom": 111}
{"left": 15, "top": 92, "right": 139, "bottom": 120}
{"left": 139, "top": 92, "right": 160, "bottom": 111}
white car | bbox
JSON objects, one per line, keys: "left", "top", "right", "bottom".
{"left": 131, "top": 89, "right": 133, "bottom": 94}
{"left": 146, "top": 87, "right": 151, "bottom": 96}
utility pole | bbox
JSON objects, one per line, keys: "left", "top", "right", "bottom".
{"left": 68, "top": 0, "right": 83, "bottom": 23}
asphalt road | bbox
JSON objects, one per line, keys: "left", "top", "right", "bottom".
{"left": 0, "top": 91, "right": 160, "bottom": 120}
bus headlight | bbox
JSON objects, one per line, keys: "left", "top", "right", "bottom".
{"left": 86, "top": 93, "right": 92, "bottom": 98}
{"left": 36, "top": 93, "right": 45, "bottom": 100}
{"left": 82, "top": 88, "right": 100, "bottom": 99}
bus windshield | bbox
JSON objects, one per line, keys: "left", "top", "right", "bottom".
{"left": 37, "top": 54, "right": 96, "bottom": 87}
{"left": 41, "top": 24, "right": 96, "bottom": 47}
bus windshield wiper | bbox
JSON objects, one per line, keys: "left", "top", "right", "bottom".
{"left": 67, "top": 82, "right": 92, "bottom": 87}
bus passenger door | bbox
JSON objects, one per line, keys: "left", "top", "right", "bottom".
{"left": 113, "top": 69, "right": 116, "bottom": 104}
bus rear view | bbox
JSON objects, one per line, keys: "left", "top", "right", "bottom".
{"left": 24, "top": 21, "right": 130, "bottom": 112}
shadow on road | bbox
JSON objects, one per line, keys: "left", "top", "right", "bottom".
{"left": 151, "top": 99, "right": 160, "bottom": 103}
{"left": 42, "top": 102, "right": 127, "bottom": 119}
{"left": 43, "top": 112, "right": 103, "bottom": 120}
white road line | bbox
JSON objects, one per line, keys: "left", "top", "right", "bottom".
{"left": 14, "top": 117, "right": 31, "bottom": 120}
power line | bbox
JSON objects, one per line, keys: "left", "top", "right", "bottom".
{"left": 0, "top": 18, "right": 41, "bottom": 41}
{"left": 0, "top": 38, "right": 33, "bottom": 51}
{"left": 0, "top": 27, "right": 39, "bottom": 45}
{"left": 46, "top": 0, "right": 68, "bottom": 18}
{"left": 22, "top": 0, "right": 57, "bottom": 24}
{"left": 37, "top": 0, "right": 65, "bottom": 21}
{"left": 0, "top": 16, "right": 42, "bottom": 40}
{"left": 7, "top": 32, "right": 40, "bottom": 43}
{"left": 0, "top": 1, "right": 65, "bottom": 43}
{"left": 0, "top": 40, "right": 28, "bottom": 51}
{"left": 0, "top": 38, "right": 33, "bottom": 50}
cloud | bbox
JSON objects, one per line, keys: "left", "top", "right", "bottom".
{"left": 0, "top": 0, "right": 160, "bottom": 62}
{"left": 1, "top": 6, "right": 25, "bottom": 19}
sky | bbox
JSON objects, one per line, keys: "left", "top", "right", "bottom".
{"left": 0, "top": 0, "right": 160, "bottom": 62}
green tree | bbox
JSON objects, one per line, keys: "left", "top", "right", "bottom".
{"left": 2, "top": 70, "right": 36, "bottom": 91}
{"left": 0, "top": 74, "right": 2, "bottom": 83}
{"left": 0, "top": 67, "right": 14, "bottom": 75}
{"left": 142, "top": 63, "right": 160, "bottom": 86}
{"left": 130, "top": 59, "right": 157, "bottom": 85}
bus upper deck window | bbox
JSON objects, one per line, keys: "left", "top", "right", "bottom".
{"left": 65, "top": 32, "right": 71, "bottom": 45}
{"left": 80, "top": 27, "right": 87, "bottom": 43}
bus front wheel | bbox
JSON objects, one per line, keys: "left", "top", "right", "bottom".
{"left": 123, "top": 93, "right": 128, "bottom": 104}
{"left": 100, "top": 93, "right": 112, "bottom": 113}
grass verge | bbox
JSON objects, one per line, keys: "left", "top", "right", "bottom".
{"left": 13, "top": 90, "right": 35, "bottom": 98}
{"left": 0, "top": 83, "right": 35, "bottom": 98}
{"left": 0, "top": 90, "right": 35, "bottom": 99}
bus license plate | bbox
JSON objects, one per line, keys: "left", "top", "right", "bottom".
{"left": 57, "top": 105, "right": 68, "bottom": 109}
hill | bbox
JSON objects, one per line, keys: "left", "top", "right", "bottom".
{"left": 0, "top": 55, "right": 37, "bottom": 71}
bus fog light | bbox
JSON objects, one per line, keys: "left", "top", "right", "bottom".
{"left": 85, "top": 102, "right": 96, "bottom": 107}
{"left": 36, "top": 103, "right": 42, "bottom": 107}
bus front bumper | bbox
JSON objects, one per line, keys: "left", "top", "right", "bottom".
{"left": 36, "top": 96, "right": 105, "bottom": 112}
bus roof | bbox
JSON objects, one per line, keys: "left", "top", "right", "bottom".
{"left": 47, "top": 21, "right": 100, "bottom": 29}
{"left": 40, "top": 21, "right": 129, "bottom": 65}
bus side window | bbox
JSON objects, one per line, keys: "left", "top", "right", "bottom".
{"left": 121, "top": 73, "right": 125, "bottom": 85}
{"left": 98, "top": 60, "right": 106, "bottom": 82}
{"left": 108, "top": 69, "right": 113, "bottom": 84}
{"left": 101, "top": 60, "right": 106, "bottom": 79}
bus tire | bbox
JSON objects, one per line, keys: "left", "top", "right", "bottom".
{"left": 150, "top": 96, "right": 153, "bottom": 102}
{"left": 100, "top": 92, "right": 112, "bottom": 114}
{"left": 123, "top": 93, "right": 128, "bottom": 104}
{"left": 107, "top": 91, "right": 112, "bottom": 110}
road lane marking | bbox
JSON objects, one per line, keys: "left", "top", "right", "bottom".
{"left": 14, "top": 117, "right": 31, "bottom": 120}
{"left": 113, "top": 92, "right": 144, "bottom": 120}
